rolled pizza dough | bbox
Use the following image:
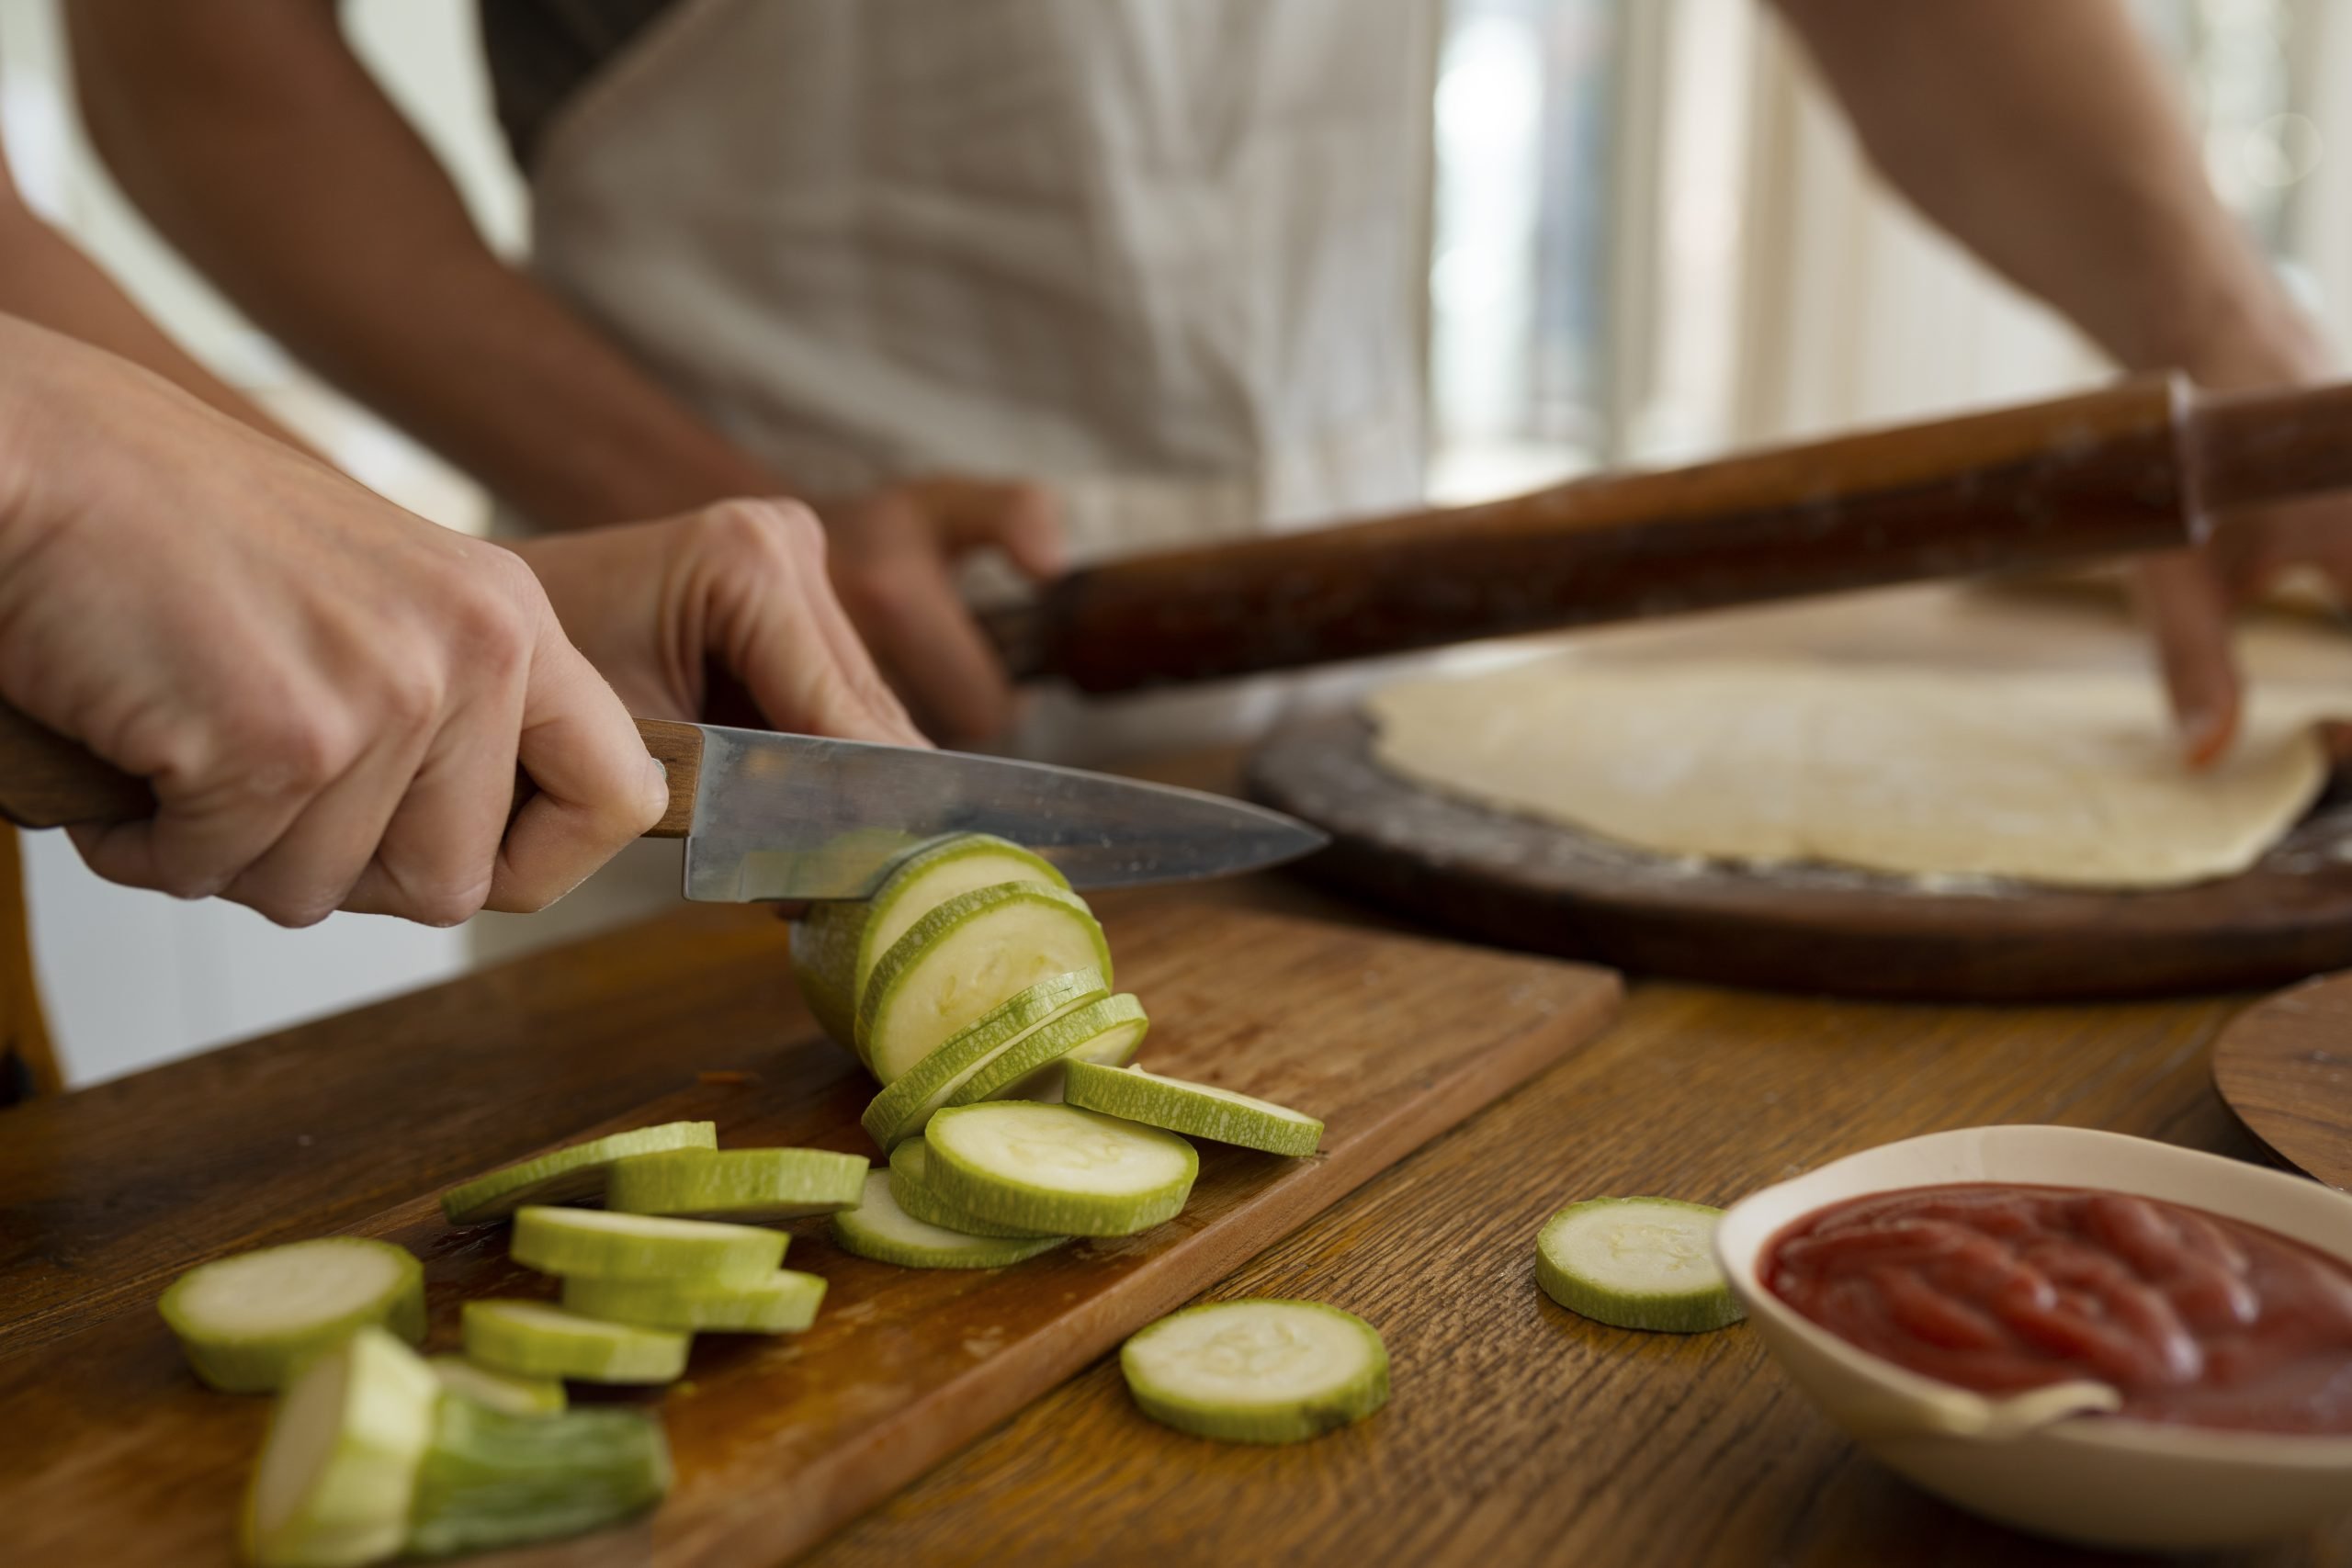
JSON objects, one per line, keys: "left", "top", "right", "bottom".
{"left": 1365, "top": 658, "right": 2339, "bottom": 889}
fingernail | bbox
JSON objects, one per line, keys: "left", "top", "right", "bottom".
{"left": 2181, "top": 706, "right": 2228, "bottom": 765}
{"left": 645, "top": 754, "right": 673, "bottom": 809}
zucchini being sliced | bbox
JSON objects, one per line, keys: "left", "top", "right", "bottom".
{"left": 162, "top": 1237, "right": 424, "bottom": 1394}
{"left": 1061, "top": 1062, "right": 1322, "bottom": 1156}
{"left": 830, "top": 1169, "right": 1069, "bottom": 1269}
{"left": 859, "top": 970, "right": 1108, "bottom": 1150}
{"left": 425, "top": 1357, "right": 566, "bottom": 1418}
{"left": 1120, "top": 1300, "right": 1389, "bottom": 1445}
{"left": 848, "top": 834, "right": 1072, "bottom": 1013}
{"left": 951, "top": 993, "right": 1148, "bottom": 1108}
{"left": 857, "top": 883, "right": 1112, "bottom": 1084}
{"left": 509, "top": 1206, "right": 786, "bottom": 1284}
{"left": 605, "top": 1147, "right": 868, "bottom": 1221}
{"left": 242, "top": 1326, "right": 440, "bottom": 1568}
{"left": 439, "top": 1122, "right": 717, "bottom": 1224}
{"left": 887, "top": 1141, "right": 1060, "bottom": 1239}
{"left": 561, "top": 1269, "right": 828, "bottom": 1333}
{"left": 404, "top": 1394, "right": 670, "bottom": 1559}
{"left": 1533, "top": 1197, "right": 1745, "bottom": 1333}
{"left": 786, "top": 828, "right": 928, "bottom": 1048}
{"left": 461, "top": 1301, "right": 690, "bottom": 1385}
{"left": 922, "top": 1101, "right": 1196, "bottom": 1237}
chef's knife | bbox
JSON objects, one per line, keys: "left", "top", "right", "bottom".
{"left": 982, "top": 374, "right": 2352, "bottom": 693}
{"left": 0, "top": 706, "right": 1327, "bottom": 900}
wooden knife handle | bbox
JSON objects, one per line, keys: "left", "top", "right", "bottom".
{"left": 0, "top": 705, "right": 707, "bottom": 839}
{"left": 981, "top": 374, "right": 2352, "bottom": 694}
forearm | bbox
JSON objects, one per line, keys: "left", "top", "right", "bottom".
{"left": 67, "top": 0, "right": 777, "bottom": 527}
{"left": 1771, "top": 0, "right": 2328, "bottom": 386}
{"left": 0, "top": 194, "right": 289, "bottom": 442}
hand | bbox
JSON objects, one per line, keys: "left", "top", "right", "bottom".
{"left": 511, "top": 500, "right": 925, "bottom": 746}
{"left": 2132, "top": 330, "right": 2346, "bottom": 765}
{"left": 815, "top": 478, "right": 1066, "bottom": 744}
{"left": 0, "top": 318, "right": 667, "bottom": 925}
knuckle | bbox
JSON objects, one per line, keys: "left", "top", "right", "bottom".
{"left": 408, "top": 879, "right": 491, "bottom": 929}
{"left": 447, "top": 578, "right": 536, "bottom": 680}
{"left": 701, "top": 497, "right": 827, "bottom": 568}
{"left": 243, "top": 713, "right": 351, "bottom": 796}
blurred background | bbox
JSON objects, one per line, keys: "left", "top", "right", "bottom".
{"left": 6, "top": 0, "right": 2343, "bottom": 1083}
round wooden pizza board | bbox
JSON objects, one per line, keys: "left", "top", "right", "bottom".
{"left": 2212, "top": 972, "right": 2352, "bottom": 1190}
{"left": 1246, "top": 709, "right": 2352, "bottom": 1002}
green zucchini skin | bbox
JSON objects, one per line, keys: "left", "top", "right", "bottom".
{"left": 404, "top": 1395, "right": 670, "bottom": 1559}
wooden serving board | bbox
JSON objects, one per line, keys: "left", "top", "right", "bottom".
{"left": 2213, "top": 969, "right": 2352, "bottom": 1190}
{"left": 1248, "top": 711, "right": 2352, "bottom": 1002}
{"left": 0, "top": 899, "right": 1617, "bottom": 1566}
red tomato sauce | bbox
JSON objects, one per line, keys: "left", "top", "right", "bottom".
{"left": 1764, "top": 1183, "right": 2352, "bottom": 1435}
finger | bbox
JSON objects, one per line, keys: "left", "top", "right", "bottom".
{"left": 736, "top": 571, "right": 930, "bottom": 749}
{"left": 491, "top": 611, "right": 670, "bottom": 914}
{"left": 69, "top": 712, "right": 332, "bottom": 903}
{"left": 217, "top": 710, "right": 435, "bottom": 926}
{"left": 854, "top": 551, "right": 1012, "bottom": 745}
{"left": 2131, "top": 549, "right": 2242, "bottom": 767}
{"left": 920, "top": 479, "right": 1068, "bottom": 581}
{"left": 719, "top": 502, "right": 925, "bottom": 745}
{"left": 339, "top": 684, "right": 525, "bottom": 925}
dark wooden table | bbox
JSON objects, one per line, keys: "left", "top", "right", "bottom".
{"left": 3, "top": 746, "right": 2346, "bottom": 1566}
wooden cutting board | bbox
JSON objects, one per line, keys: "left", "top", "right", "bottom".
{"left": 1, "top": 899, "right": 1617, "bottom": 1566}
{"left": 2213, "top": 969, "right": 2352, "bottom": 1190}
{"left": 1248, "top": 711, "right": 2352, "bottom": 1002}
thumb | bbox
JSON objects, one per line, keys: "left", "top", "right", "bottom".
{"left": 2131, "top": 550, "right": 2242, "bottom": 768}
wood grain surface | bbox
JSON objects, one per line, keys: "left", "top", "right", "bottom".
{"left": 5, "top": 713, "right": 2349, "bottom": 1566}
{"left": 1249, "top": 709, "right": 2352, "bottom": 1001}
{"left": 0, "top": 896, "right": 1617, "bottom": 1567}
{"left": 2213, "top": 969, "right": 2352, "bottom": 1190}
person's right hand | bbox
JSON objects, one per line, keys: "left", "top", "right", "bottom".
{"left": 815, "top": 478, "right": 1066, "bottom": 744}
{"left": 0, "top": 317, "right": 667, "bottom": 926}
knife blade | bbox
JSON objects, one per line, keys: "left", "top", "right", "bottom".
{"left": 654, "top": 719, "right": 1325, "bottom": 900}
{"left": 0, "top": 705, "right": 1327, "bottom": 901}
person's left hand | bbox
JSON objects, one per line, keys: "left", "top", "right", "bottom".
{"left": 511, "top": 499, "right": 928, "bottom": 747}
{"left": 2133, "top": 333, "right": 2352, "bottom": 765}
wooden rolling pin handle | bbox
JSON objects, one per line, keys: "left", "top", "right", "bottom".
{"left": 987, "top": 375, "right": 2208, "bottom": 694}
{"left": 0, "top": 704, "right": 708, "bottom": 840}
{"left": 2187, "top": 379, "right": 2352, "bottom": 516}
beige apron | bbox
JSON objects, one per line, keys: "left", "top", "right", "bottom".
{"left": 477, "top": 0, "right": 1440, "bottom": 956}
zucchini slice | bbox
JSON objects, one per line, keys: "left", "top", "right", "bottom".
{"left": 829, "top": 1169, "right": 1069, "bottom": 1269}
{"left": 242, "top": 1326, "right": 440, "bottom": 1568}
{"left": 1061, "top": 1062, "right": 1323, "bottom": 1156}
{"left": 439, "top": 1122, "right": 717, "bottom": 1224}
{"left": 1120, "top": 1300, "right": 1390, "bottom": 1445}
{"left": 859, "top": 969, "right": 1108, "bottom": 1150}
{"left": 509, "top": 1206, "right": 786, "bottom": 1284}
{"left": 560, "top": 1269, "right": 828, "bottom": 1333}
{"left": 161, "top": 1237, "right": 424, "bottom": 1394}
{"left": 461, "top": 1301, "right": 690, "bottom": 1384}
{"left": 887, "top": 1141, "right": 1060, "bottom": 1239}
{"left": 1533, "top": 1197, "right": 1745, "bottom": 1333}
{"left": 857, "top": 883, "right": 1112, "bottom": 1084}
{"left": 404, "top": 1395, "right": 670, "bottom": 1560}
{"left": 947, "top": 993, "right": 1148, "bottom": 1109}
{"left": 922, "top": 1102, "right": 1196, "bottom": 1237}
{"left": 848, "top": 834, "right": 1072, "bottom": 1012}
{"left": 605, "top": 1147, "right": 868, "bottom": 1221}
{"left": 425, "top": 1357, "right": 566, "bottom": 1417}
{"left": 786, "top": 827, "right": 930, "bottom": 1048}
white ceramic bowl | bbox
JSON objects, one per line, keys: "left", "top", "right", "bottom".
{"left": 1714, "top": 1124, "right": 2352, "bottom": 1551}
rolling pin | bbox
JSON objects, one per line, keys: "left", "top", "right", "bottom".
{"left": 981, "top": 373, "right": 2352, "bottom": 694}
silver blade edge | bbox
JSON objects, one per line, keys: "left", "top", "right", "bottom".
{"left": 680, "top": 726, "right": 1329, "bottom": 902}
